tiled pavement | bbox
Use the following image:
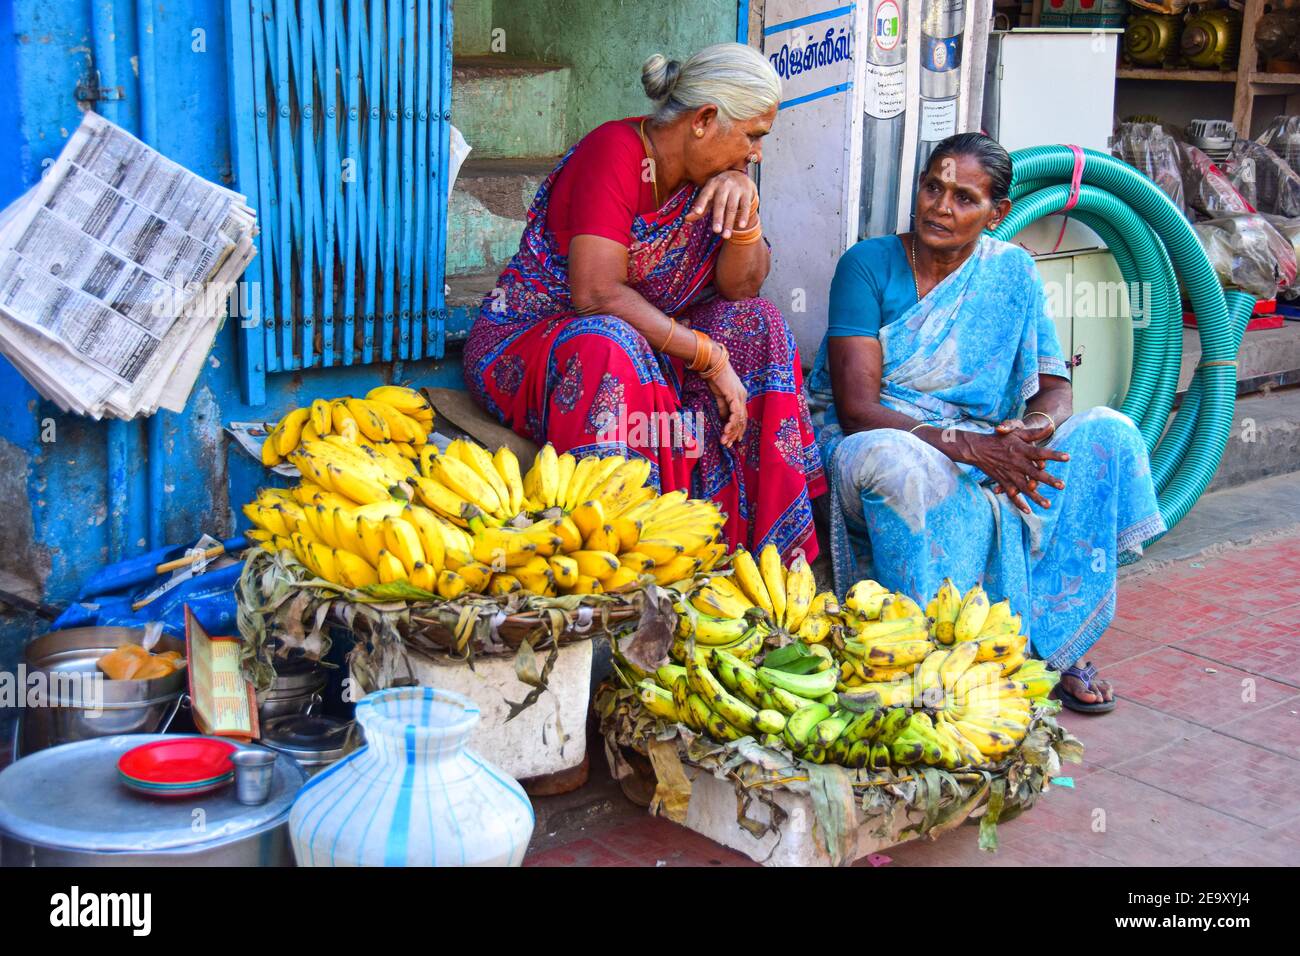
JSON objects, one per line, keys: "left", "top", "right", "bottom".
{"left": 525, "top": 533, "right": 1300, "bottom": 867}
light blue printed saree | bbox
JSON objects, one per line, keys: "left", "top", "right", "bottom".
{"left": 807, "top": 235, "right": 1165, "bottom": 668}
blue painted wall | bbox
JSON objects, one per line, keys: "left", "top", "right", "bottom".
{"left": 0, "top": 1, "right": 466, "bottom": 671}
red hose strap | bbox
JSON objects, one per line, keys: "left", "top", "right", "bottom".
{"left": 1063, "top": 144, "right": 1086, "bottom": 212}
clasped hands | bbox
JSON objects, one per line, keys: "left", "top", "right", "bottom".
{"left": 966, "top": 417, "right": 1068, "bottom": 515}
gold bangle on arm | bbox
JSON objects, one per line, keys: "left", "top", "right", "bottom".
{"left": 658, "top": 320, "right": 678, "bottom": 353}
{"left": 1024, "top": 410, "right": 1056, "bottom": 433}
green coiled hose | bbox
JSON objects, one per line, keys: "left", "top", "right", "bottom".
{"left": 990, "top": 146, "right": 1254, "bottom": 543}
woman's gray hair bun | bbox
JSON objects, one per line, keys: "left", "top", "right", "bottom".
{"left": 641, "top": 53, "right": 682, "bottom": 102}
{"left": 641, "top": 43, "right": 781, "bottom": 125}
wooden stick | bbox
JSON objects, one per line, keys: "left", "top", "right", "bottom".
{"left": 131, "top": 545, "right": 230, "bottom": 610}
{"left": 155, "top": 545, "right": 227, "bottom": 575}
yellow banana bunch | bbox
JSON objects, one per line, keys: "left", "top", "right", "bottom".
{"left": 257, "top": 389, "right": 433, "bottom": 469}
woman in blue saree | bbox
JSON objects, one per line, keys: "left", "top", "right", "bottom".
{"left": 807, "top": 133, "right": 1165, "bottom": 714}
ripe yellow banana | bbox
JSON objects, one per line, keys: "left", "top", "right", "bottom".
{"left": 927, "top": 578, "right": 962, "bottom": 644}
{"left": 492, "top": 446, "right": 525, "bottom": 516}
{"left": 275, "top": 407, "right": 311, "bottom": 456}
{"left": 758, "top": 545, "right": 787, "bottom": 626}
{"left": 955, "top": 585, "right": 991, "bottom": 641}
{"left": 383, "top": 516, "right": 425, "bottom": 575}
{"left": 731, "top": 549, "right": 773, "bottom": 614}
{"left": 366, "top": 385, "right": 433, "bottom": 417}
{"left": 844, "top": 579, "right": 890, "bottom": 620}
{"left": 782, "top": 555, "right": 816, "bottom": 631}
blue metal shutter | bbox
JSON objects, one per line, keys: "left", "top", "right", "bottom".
{"left": 227, "top": 0, "right": 452, "bottom": 404}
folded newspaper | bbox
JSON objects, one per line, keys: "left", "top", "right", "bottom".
{"left": 0, "top": 111, "right": 258, "bottom": 419}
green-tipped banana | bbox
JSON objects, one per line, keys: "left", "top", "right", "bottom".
{"left": 846, "top": 739, "right": 874, "bottom": 769}
{"left": 672, "top": 676, "right": 693, "bottom": 728}
{"left": 757, "top": 664, "right": 839, "bottom": 699}
{"left": 755, "top": 709, "right": 787, "bottom": 734}
{"left": 637, "top": 680, "right": 682, "bottom": 722}
{"left": 812, "top": 711, "right": 850, "bottom": 747}
{"left": 655, "top": 663, "right": 687, "bottom": 690}
{"left": 842, "top": 705, "right": 885, "bottom": 743}
{"left": 876, "top": 707, "right": 913, "bottom": 744}
{"left": 687, "top": 648, "right": 759, "bottom": 733}
{"left": 783, "top": 702, "right": 832, "bottom": 751}
{"left": 713, "top": 649, "right": 766, "bottom": 706}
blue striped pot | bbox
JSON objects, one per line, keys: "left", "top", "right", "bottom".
{"left": 288, "top": 687, "right": 534, "bottom": 866}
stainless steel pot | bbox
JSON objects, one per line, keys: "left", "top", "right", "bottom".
{"left": 17, "top": 627, "right": 187, "bottom": 758}
{"left": 0, "top": 734, "right": 304, "bottom": 866}
{"left": 256, "top": 661, "right": 328, "bottom": 723}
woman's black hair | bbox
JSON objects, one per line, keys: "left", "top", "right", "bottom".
{"left": 923, "top": 133, "right": 1013, "bottom": 204}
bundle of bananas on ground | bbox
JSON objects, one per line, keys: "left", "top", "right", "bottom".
{"left": 683, "top": 544, "right": 840, "bottom": 645}
{"left": 415, "top": 441, "right": 727, "bottom": 592}
{"left": 260, "top": 386, "right": 434, "bottom": 467}
{"left": 898, "top": 644, "right": 1060, "bottom": 766}
{"left": 247, "top": 432, "right": 725, "bottom": 598}
{"left": 241, "top": 484, "right": 489, "bottom": 597}
{"left": 926, "top": 579, "right": 1029, "bottom": 672}
{"left": 627, "top": 575, "right": 1063, "bottom": 771}
{"left": 635, "top": 640, "right": 847, "bottom": 756}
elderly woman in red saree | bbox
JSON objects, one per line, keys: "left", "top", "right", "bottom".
{"left": 463, "top": 43, "right": 825, "bottom": 560}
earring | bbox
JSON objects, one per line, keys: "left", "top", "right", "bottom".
{"left": 694, "top": 128, "right": 704, "bottom": 138}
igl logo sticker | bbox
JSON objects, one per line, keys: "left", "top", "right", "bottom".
{"left": 874, "top": 0, "right": 901, "bottom": 52}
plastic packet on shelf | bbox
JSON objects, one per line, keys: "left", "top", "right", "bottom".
{"left": 1112, "top": 122, "right": 1187, "bottom": 217}
{"left": 1193, "top": 214, "right": 1298, "bottom": 299}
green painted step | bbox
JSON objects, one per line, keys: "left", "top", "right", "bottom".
{"left": 452, "top": 55, "right": 571, "bottom": 160}
{"left": 448, "top": 157, "right": 555, "bottom": 278}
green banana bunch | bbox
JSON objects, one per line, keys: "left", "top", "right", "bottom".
{"left": 782, "top": 702, "right": 832, "bottom": 753}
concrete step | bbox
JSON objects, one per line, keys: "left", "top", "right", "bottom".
{"left": 1206, "top": 384, "right": 1300, "bottom": 492}
{"left": 1178, "top": 321, "right": 1300, "bottom": 396}
{"left": 448, "top": 156, "right": 553, "bottom": 278}
{"left": 452, "top": 55, "right": 570, "bottom": 160}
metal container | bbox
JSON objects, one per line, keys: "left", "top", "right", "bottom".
{"left": 1181, "top": 8, "right": 1241, "bottom": 69}
{"left": 17, "top": 627, "right": 187, "bottom": 758}
{"left": 0, "top": 734, "right": 305, "bottom": 866}
{"left": 1124, "top": 13, "right": 1182, "bottom": 67}
{"left": 256, "top": 660, "right": 327, "bottom": 723}
{"left": 260, "top": 714, "right": 361, "bottom": 777}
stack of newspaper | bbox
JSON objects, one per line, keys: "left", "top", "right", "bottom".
{"left": 0, "top": 111, "right": 258, "bottom": 419}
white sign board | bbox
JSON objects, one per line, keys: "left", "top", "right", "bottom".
{"left": 760, "top": 0, "right": 864, "bottom": 364}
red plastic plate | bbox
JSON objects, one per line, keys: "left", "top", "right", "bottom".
{"left": 117, "top": 738, "right": 238, "bottom": 786}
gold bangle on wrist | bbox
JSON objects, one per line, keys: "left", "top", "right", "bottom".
{"left": 1025, "top": 410, "right": 1056, "bottom": 432}
{"left": 689, "top": 330, "right": 713, "bottom": 372}
{"left": 702, "top": 343, "right": 729, "bottom": 380}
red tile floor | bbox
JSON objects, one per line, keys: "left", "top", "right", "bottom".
{"left": 525, "top": 534, "right": 1300, "bottom": 867}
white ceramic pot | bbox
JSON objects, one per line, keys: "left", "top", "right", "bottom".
{"left": 288, "top": 687, "right": 534, "bottom": 866}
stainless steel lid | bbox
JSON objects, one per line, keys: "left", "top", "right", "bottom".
{"left": 260, "top": 715, "right": 360, "bottom": 765}
{"left": 265, "top": 660, "right": 328, "bottom": 695}
{"left": 0, "top": 735, "right": 305, "bottom": 853}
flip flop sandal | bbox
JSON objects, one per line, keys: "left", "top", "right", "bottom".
{"left": 1054, "top": 662, "right": 1116, "bottom": 714}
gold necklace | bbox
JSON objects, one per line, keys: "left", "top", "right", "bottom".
{"left": 638, "top": 118, "right": 661, "bottom": 208}
{"left": 909, "top": 234, "right": 922, "bottom": 301}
